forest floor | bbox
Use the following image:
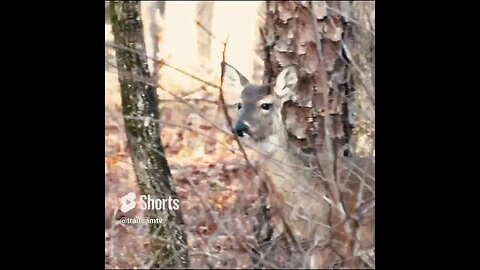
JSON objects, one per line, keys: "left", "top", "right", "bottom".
{"left": 105, "top": 106, "right": 263, "bottom": 268}
{"left": 105, "top": 22, "right": 374, "bottom": 268}
{"left": 105, "top": 24, "right": 264, "bottom": 269}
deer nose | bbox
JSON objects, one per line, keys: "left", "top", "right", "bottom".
{"left": 234, "top": 122, "right": 249, "bottom": 137}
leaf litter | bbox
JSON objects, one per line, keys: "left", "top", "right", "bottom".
{"left": 105, "top": 91, "right": 262, "bottom": 268}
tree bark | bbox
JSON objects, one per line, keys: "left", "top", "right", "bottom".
{"left": 109, "top": 1, "right": 189, "bottom": 268}
{"left": 262, "top": 0, "right": 355, "bottom": 159}
{"left": 259, "top": 1, "right": 374, "bottom": 268}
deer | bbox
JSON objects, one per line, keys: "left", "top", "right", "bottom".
{"left": 223, "top": 63, "right": 375, "bottom": 268}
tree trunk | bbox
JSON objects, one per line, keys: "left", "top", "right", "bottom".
{"left": 262, "top": 0, "right": 354, "bottom": 159}
{"left": 109, "top": 1, "right": 189, "bottom": 268}
{"left": 140, "top": 1, "right": 165, "bottom": 79}
{"left": 259, "top": 1, "right": 374, "bottom": 268}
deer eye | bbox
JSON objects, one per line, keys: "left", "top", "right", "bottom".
{"left": 260, "top": 103, "right": 272, "bottom": 110}
{"left": 237, "top": 103, "right": 242, "bottom": 110}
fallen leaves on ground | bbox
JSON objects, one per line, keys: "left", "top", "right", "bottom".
{"left": 105, "top": 97, "right": 262, "bottom": 268}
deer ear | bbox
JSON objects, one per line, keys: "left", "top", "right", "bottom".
{"left": 223, "top": 63, "right": 250, "bottom": 93}
{"left": 273, "top": 66, "right": 298, "bottom": 99}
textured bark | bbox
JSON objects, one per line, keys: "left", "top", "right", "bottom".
{"left": 109, "top": 1, "right": 189, "bottom": 268}
{"left": 259, "top": 1, "right": 374, "bottom": 268}
{"left": 262, "top": 1, "right": 354, "bottom": 157}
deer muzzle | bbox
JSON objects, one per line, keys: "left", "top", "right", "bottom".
{"left": 234, "top": 121, "right": 250, "bottom": 137}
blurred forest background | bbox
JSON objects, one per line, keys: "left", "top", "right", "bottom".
{"left": 105, "top": 1, "right": 374, "bottom": 269}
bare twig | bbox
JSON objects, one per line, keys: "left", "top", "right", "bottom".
{"left": 219, "top": 35, "right": 254, "bottom": 171}
{"left": 340, "top": 40, "right": 375, "bottom": 106}
{"left": 160, "top": 61, "right": 222, "bottom": 90}
{"left": 325, "top": 6, "right": 375, "bottom": 37}
{"left": 194, "top": 19, "right": 220, "bottom": 43}
{"left": 157, "top": 98, "right": 218, "bottom": 105}
{"left": 105, "top": 42, "right": 222, "bottom": 89}
{"left": 109, "top": 66, "right": 235, "bottom": 138}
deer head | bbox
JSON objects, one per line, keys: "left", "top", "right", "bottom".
{"left": 224, "top": 64, "right": 299, "bottom": 152}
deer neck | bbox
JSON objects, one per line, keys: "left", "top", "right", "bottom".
{"left": 254, "top": 114, "right": 308, "bottom": 172}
